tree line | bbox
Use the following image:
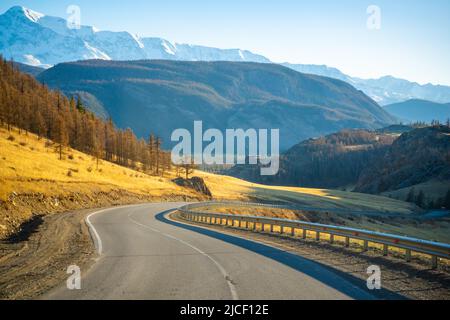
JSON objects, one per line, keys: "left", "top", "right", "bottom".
{"left": 0, "top": 57, "right": 178, "bottom": 177}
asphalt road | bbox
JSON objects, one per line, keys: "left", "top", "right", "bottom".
{"left": 44, "top": 203, "right": 383, "bottom": 300}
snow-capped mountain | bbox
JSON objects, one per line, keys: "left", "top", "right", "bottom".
{"left": 1, "top": 5, "right": 450, "bottom": 106}
{"left": 0, "top": 6, "right": 269, "bottom": 68}
{"left": 283, "top": 63, "right": 450, "bottom": 105}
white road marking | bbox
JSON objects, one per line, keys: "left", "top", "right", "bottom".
{"left": 85, "top": 204, "right": 145, "bottom": 255}
{"left": 127, "top": 211, "right": 239, "bottom": 300}
{"left": 86, "top": 209, "right": 107, "bottom": 255}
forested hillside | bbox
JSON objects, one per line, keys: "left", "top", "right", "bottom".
{"left": 227, "top": 128, "right": 401, "bottom": 187}
{"left": 0, "top": 56, "right": 171, "bottom": 176}
{"left": 227, "top": 125, "right": 450, "bottom": 209}
{"left": 355, "top": 125, "right": 450, "bottom": 208}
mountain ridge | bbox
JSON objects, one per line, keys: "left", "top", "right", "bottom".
{"left": 2, "top": 5, "right": 450, "bottom": 106}
{"left": 37, "top": 59, "right": 396, "bottom": 150}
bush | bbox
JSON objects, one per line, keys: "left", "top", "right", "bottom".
{"left": 7, "top": 135, "right": 15, "bottom": 141}
{"left": 67, "top": 170, "right": 73, "bottom": 177}
{"left": 19, "top": 141, "right": 27, "bottom": 147}
{"left": 87, "top": 167, "right": 93, "bottom": 173}
{"left": 68, "top": 154, "right": 74, "bottom": 160}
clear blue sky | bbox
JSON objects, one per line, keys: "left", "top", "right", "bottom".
{"left": 1, "top": 0, "right": 450, "bottom": 85}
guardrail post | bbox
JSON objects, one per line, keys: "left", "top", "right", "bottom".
{"left": 431, "top": 256, "right": 438, "bottom": 269}
{"left": 363, "top": 240, "right": 368, "bottom": 252}
{"left": 253, "top": 222, "right": 257, "bottom": 231}
{"left": 281, "top": 226, "right": 285, "bottom": 234}
{"left": 330, "top": 234, "right": 334, "bottom": 244}
{"left": 345, "top": 237, "right": 350, "bottom": 247}
{"left": 316, "top": 231, "right": 320, "bottom": 241}
{"left": 383, "top": 244, "right": 388, "bottom": 256}
{"left": 270, "top": 224, "right": 274, "bottom": 233}
{"left": 302, "top": 229, "right": 307, "bottom": 239}
{"left": 405, "top": 249, "right": 411, "bottom": 262}
{"left": 291, "top": 227, "right": 295, "bottom": 237}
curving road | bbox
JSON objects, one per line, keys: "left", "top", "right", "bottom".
{"left": 43, "top": 203, "right": 391, "bottom": 300}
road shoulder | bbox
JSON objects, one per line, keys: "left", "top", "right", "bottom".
{"left": 0, "top": 208, "right": 98, "bottom": 299}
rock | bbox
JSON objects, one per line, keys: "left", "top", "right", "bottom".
{"left": 172, "top": 177, "right": 212, "bottom": 198}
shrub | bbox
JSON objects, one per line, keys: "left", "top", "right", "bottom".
{"left": 19, "top": 141, "right": 27, "bottom": 147}
{"left": 7, "top": 135, "right": 15, "bottom": 141}
{"left": 87, "top": 167, "right": 93, "bottom": 173}
{"left": 67, "top": 170, "right": 73, "bottom": 177}
{"left": 68, "top": 154, "right": 74, "bottom": 160}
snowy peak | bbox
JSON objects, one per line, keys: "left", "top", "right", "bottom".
{"left": 0, "top": 5, "right": 268, "bottom": 67}
{"left": 4, "top": 5, "right": 44, "bottom": 23}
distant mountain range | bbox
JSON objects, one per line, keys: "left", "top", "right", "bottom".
{"left": 37, "top": 59, "right": 396, "bottom": 150}
{"left": 283, "top": 64, "right": 450, "bottom": 106}
{"left": 1, "top": 6, "right": 450, "bottom": 106}
{"left": 384, "top": 99, "right": 450, "bottom": 123}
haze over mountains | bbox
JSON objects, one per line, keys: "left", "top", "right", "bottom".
{"left": 2, "top": 6, "right": 450, "bottom": 106}
{"left": 384, "top": 99, "right": 450, "bottom": 123}
{"left": 37, "top": 59, "right": 396, "bottom": 150}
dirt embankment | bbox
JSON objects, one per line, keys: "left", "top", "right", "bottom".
{"left": 0, "top": 189, "right": 203, "bottom": 240}
{"left": 0, "top": 208, "right": 97, "bottom": 299}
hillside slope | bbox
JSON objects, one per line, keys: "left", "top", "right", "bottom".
{"left": 355, "top": 126, "right": 450, "bottom": 197}
{"left": 226, "top": 127, "right": 409, "bottom": 188}
{"left": 226, "top": 125, "right": 450, "bottom": 208}
{"left": 38, "top": 59, "right": 396, "bottom": 150}
{"left": 384, "top": 99, "right": 450, "bottom": 123}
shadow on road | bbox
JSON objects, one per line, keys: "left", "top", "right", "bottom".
{"left": 156, "top": 210, "right": 407, "bottom": 300}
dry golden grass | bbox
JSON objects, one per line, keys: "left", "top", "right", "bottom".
{"left": 196, "top": 171, "right": 416, "bottom": 213}
{"left": 0, "top": 127, "right": 198, "bottom": 202}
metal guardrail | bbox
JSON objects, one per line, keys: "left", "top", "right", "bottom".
{"left": 178, "top": 202, "right": 450, "bottom": 269}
